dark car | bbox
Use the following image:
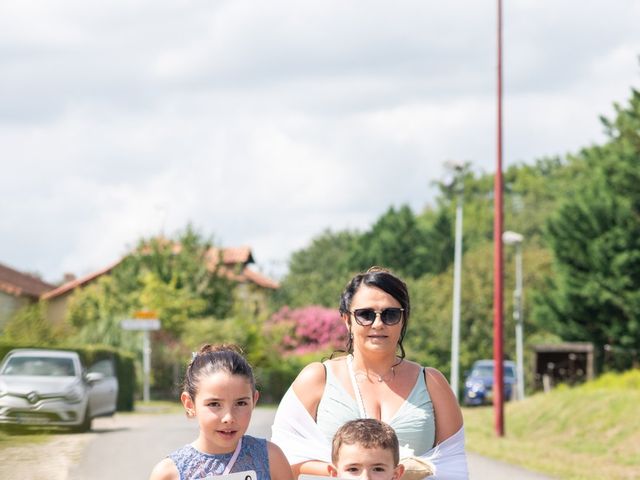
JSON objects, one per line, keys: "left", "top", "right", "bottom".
{"left": 463, "top": 359, "right": 517, "bottom": 406}
{"left": 0, "top": 349, "right": 118, "bottom": 431}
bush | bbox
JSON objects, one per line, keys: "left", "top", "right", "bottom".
{"left": 266, "top": 306, "right": 347, "bottom": 355}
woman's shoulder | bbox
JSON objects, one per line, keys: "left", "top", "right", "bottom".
{"left": 291, "top": 359, "right": 336, "bottom": 419}
{"left": 292, "top": 361, "right": 326, "bottom": 390}
{"left": 148, "top": 458, "right": 178, "bottom": 480}
{"left": 421, "top": 366, "right": 464, "bottom": 443}
{"left": 423, "top": 365, "right": 448, "bottom": 382}
{"left": 422, "top": 365, "right": 456, "bottom": 399}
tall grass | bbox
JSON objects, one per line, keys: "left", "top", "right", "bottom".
{"left": 463, "top": 369, "right": 640, "bottom": 479}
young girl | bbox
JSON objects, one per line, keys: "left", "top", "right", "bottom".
{"left": 149, "top": 344, "right": 293, "bottom": 480}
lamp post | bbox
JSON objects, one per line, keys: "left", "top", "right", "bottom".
{"left": 446, "top": 160, "right": 465, "bottom": 399}
{"left": 502, "top": 230, "right": 525, "bottom": 400}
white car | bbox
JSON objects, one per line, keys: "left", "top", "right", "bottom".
{"left": 0, "top": 348, "right": 118, "bottom": 432}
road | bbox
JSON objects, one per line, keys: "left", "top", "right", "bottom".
{"left": 68, "top": 408, "right": 278, "bottom": 479}
{"left": 63, "top": 407, "right": 555, "bottom": 480}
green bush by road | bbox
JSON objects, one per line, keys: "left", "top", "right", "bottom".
{"left": 464, "top": 369, "right": 640, "bottom": 479}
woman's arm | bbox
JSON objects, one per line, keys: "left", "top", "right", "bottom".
{"left": 281, "top": 361, "right": 329, "bottom": 476}
{"left": 424, "top": 367, "right": 464, "bottom": 444}
{"left": 267, "top": 441, "right": 295, "bottom": 480}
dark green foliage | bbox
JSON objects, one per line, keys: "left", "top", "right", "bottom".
{"left": 276, "top": 205, "right": 456, "bottom": 311}
{"left": 66, "top": 225, "right": 237, "bottom": 342}
{"left": 254, "top": 354, "right": 309, "bottom": 404}
{"left": 116, "top": 224, "right": 237, "bottom": 328}
{"left": 407, "top": 243, "right": 553, "bottom": 387}
{"left": 2, "top": 303, "right": 66, "bottom": 346}
{"left": 276, "top": 86, "right": 640, "bottom": 379}
{"left": 534, "top": 88, "right": 640, "bottom": 370}
{"left": 275, "top": 229, "right": 359, "bottom": 308}
{"left": 350, "top": 205, "right": 427, "bottom": 277}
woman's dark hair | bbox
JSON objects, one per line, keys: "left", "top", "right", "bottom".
{"left": 339, "top": 266, "right": 410, "bottom": 358}
{"left": 183, "top": 343, "right": 255, "bottom": 401}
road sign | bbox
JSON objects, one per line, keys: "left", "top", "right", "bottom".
{"left": 133, "top": 310, "right": 158, "bottom": 319}
{"left": 121, "top": 318, "right": 161, "bottom": 331}
{"left": 120, "top": 316, "right": 161, "bottom": 402}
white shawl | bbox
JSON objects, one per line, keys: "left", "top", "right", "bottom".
{"left": 271, "top": 387, "right": 469, "bottom": 479}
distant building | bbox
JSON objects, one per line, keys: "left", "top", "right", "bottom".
{"left": 41, "top": 244, "right": 278, "bottom": 325}
{"left": 533, "top": 342, "right": 595, "bottom": 392}
{"left": 0, "top": 262, "right": 55, "bottom": 328}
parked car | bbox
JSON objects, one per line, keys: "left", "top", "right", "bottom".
{"left": 0, "top": 348, "right": 118, "bottom": 432}
{"left": 463, "top": 359, "right": 517, "bottom": 406}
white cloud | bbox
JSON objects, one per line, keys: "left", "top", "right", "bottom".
{"left": 1, "top": 0, "right": 639, "bottom": 282}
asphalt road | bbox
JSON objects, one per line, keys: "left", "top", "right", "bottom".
{"left": 67, "top": 408, "right": 555, "bottom": 480}
{"left": 68, "top": 408, "right": 277, "bottom": 480}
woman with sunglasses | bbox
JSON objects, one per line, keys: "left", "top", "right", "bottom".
{"left": 272, "top": 267, "right": 468, "bottom": 479}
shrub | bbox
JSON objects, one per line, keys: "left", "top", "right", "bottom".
{"left": 266, "top": 306, "right": 347, "bottom": 355}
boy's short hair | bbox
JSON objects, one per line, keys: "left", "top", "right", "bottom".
{"left": 331, "top": 418, "right": 400, "bottom": 465}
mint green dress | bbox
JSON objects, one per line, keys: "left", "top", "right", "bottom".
{"left": 316, "top": 362, "right": 436, "bottom": 454}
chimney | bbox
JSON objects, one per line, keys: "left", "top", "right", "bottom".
{"left": 63, "top": 273, "right": 76, "bottom": 284}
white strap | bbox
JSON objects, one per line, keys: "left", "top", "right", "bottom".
{"left": 222, "top": 437, "right": 243, "bottom": 475}
{"left": 346, "top": 354, "right": 367, "bottom": 418}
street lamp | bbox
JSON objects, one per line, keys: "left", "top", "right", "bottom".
{"left": 502, "top": 230, "right": 525, "bottom": 400}
{"left": 445, "top": 160, "right": 465, "bottom": 399}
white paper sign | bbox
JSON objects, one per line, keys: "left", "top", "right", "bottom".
{"left": 199, "top": 470, "right": 257, "bottom": 480}
{"left": 299, "top": 475, "right": 350, "bottom": 480}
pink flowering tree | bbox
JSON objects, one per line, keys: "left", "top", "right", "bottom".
{"left": 267, "top": 305, "right": 347, "bottom": 355}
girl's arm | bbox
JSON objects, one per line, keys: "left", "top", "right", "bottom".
{"left": 148, "top": 458, "right": 179, "bottom": 480}
{"left": 268, "top": 441, "right": 295, "bottom": 480}
{"left": 424, "top": 367, "right": 464, "bottom": 444}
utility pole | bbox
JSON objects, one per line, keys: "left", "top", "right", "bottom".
{"left": 494, "top": 0, "right": 505, "bottom": 437}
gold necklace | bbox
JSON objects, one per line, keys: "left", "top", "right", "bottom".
{"left": 353, "top": 357, "right": 403, "bottom": 383}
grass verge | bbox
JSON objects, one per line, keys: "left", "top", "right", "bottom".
{"left": 463, "top": 369, "right": 640, "bottom": 479}
{"left": 0, "top": 427, "right": 52, "bottom": 448}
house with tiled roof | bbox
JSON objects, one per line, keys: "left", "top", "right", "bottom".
{"left": 0, "top": 262, "right": 55, "bottom": 328}
{"left": 42, "top": 244, "right": 279, "bottom": 325}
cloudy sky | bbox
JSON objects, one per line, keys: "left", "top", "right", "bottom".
{"left": 2, "top": 1, "right": 639, "bottom": 284}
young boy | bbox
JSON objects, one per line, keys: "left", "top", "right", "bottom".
{"left": 328, "top": 419, "right": 405, "bottom": 480}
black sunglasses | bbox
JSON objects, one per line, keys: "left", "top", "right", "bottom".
{"left": 350, "top": 308, "right": 404, "bottom": 326}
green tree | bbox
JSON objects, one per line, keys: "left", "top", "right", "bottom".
{"left": 350, "top": 205, "right": 433, "bottom": 278}
{"left": 275, "top": 229, "right": 359, "bottom": 308}
{"left": 65, "top": 275, "right": 138, "bottom": 349}
{"left": 408, "top": 243, "right": 553, "bottom": 386}
{"left": 2, "top": 303, "right": 64, "bottom": 345}
{"left": 119, "top": 225, "right": 236, "bottom": 319}
{"left": 417, "top": 208, "right": 455, "bottom": 275}
{"left": 534, "top": 88, "right": 640, "bottom": 370}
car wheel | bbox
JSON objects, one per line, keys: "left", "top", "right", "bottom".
{"left": 72, "top": 406, "right": 92, "bottom": 433}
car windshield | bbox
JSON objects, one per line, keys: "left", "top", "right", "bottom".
{"left": 471, "top": 364, "right": 516, "bottom": 379}
{"left": 471, "top": 365, "right": 494, "bottom": 378}
{"left": 1, "top": 356, "right": 76, "bottom": 377}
